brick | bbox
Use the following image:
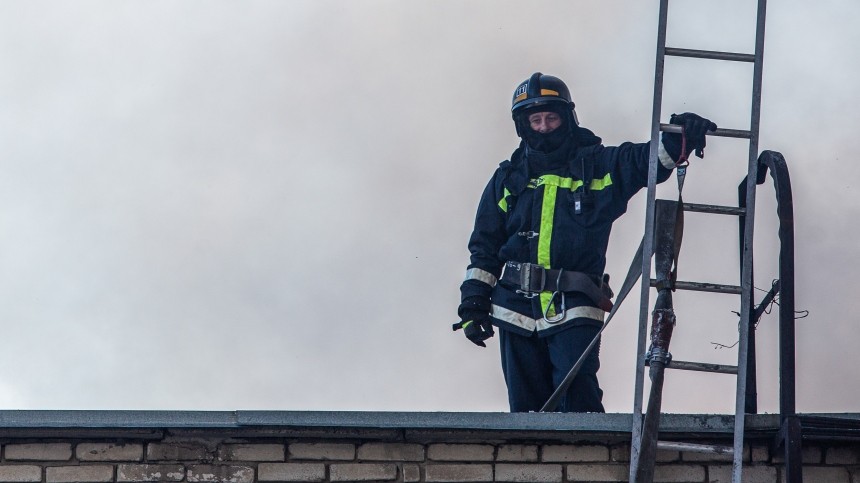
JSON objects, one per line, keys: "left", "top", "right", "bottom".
{"left": 46, "top": 465, "right": 114, "bottom": 482}
{"left": 772, "top": 445, "right": 822, "bottom": 464}
{"left": 219, "top": 444, "right": 284, "bottom": 462}
{"left": 258, "top": 463, "right": 324, "bottom": 482}
{"left": 656, "top": 450, "right": 680, "bottom": 462}
{"left": 708, "top": 465, "right": 776, "bottom": 483}
{"left": 782, "top": 466, "right": 851, "bottom": 483}
{"left": 609, "top": 444, "right": 678, "bottom": 463}
{"left": 288, "top": 443, "right": 355, "bottom": 461}
{"left": 495, "top": 464, "right": 562, "bottom": 482}
{"left": 751, "top": 445, "right": 769, "bottom": 463}
{"left": 357, "top": 443, "right": 424, "bottom": 461}
{"left": 428, "top": 444, "right": 494, "bottom": 461}
{"left": 403, "top": 464, "right": 421, "bottom": 482}
{"left": 652, "top": 464, "right": 706, "bottom": 482}
{"left": 0, "top": 465, "right": 42, "bottom": 482}
{"left": 329, "top": 463, "right": 397, "bottom": 481}
{"left": 77, "top": 443, "right": 143, "bottom": 461}
{"left": 147, "top": 443, "right": 209, "bottom": 461}
{"left": 6, "top": 443, "right": 72, "bottom": 461}
{"left": 425, "top": 464, "right": 492, "bottom": 482}
{"left": 680, "top": 448, "right": 733, "bottom": 462}
{"left": 610, "top": 444, "right": 630, "bottom": 462}
{"left": 186, "top": 465, "right": 253, "bottom": 483}
{"left": 542, "top": 444, "right": 608, "bottom": 463}
{"left": 825, "top": 446, "right": 860, "bottom": 464}
{"left": 497, "top": 445, "right": 538, "bottom": 462}
{"left": 117, "top": 464, "right": 184, "bottom": 482}
{"left": 566, "top": 463, "right": 629, "bottom": 482}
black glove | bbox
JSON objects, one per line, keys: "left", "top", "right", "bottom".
{"left": 601, "top": 273, "right": 615, "bottom": 300}
{"left": 661, "top": 112, "right": 718, "bottom": 162}
{"left": 453, "top": 296, "right": 494, "bottom": 347}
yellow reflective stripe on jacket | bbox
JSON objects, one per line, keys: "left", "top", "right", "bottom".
{"left": 498, "top": 187, "right": 512, "bottom": 212}
{"left": 537, "top": 184, "right": 558, "bottom": 317}
{"left": 529, "top": 173, "right": 613, "bottom": 191}
{"left": 499, "top": 173, "right": 612, "bottom": 214}
{"left": 529, "top": 173, "right": 612, "bottom": 316}
{"left": 589, "top": 172, "right": 613, "bottom": 190}
{"left": 530, "top": 174, "right": 579, "bottom": 190}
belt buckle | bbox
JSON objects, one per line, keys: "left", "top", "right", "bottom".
{"left": 518, "top": 263, "right": 546, "bottom": 296}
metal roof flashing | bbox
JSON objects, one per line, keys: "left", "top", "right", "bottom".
{"left": 0, "top": 411, "right": 856, "bottom": 441}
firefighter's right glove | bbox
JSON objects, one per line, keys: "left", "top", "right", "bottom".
{"left": 661, "top": 112, "right": 718, "bottom": 162}
{"left": 454, "top": 296, "right": 494, "bottom": 347}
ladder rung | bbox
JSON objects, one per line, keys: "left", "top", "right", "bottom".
{"left": 650, "top": 279, "right": 742, "bottom": 295}
{"left": 682, "top": 203, "right": 746, "bottom": 216}
{"left": 647, "top": 359, "right": 738, "bottom": 375}
{"left": 656, "top": 441, "right": 734, "bottom": 455}
{"left": 665, "top": 47, "right": 756, "bottom": 63}
{"left": 660, "top": 123, "right": 751, "bottom": 139}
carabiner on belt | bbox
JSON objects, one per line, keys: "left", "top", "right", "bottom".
{"left": 542, "top": 269, "right": 567, "bottom": 324}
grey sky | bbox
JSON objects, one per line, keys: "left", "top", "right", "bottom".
{"left": 0, "top": 0, "right": 858, "bottom": 414}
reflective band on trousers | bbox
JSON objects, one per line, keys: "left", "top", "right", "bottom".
{"left": 491, "top": 303, "right": 605, "bottom": 332}
{"left": 464, "top": 268, "right": 498, "bottom": 287}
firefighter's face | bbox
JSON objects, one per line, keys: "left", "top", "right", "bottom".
{"left": 527, "top": 111, "right": 563, "bottom": 134}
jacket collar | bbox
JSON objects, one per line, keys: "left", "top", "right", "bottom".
{"left": 504, "top": 126, "right": 602, "bottom": 194}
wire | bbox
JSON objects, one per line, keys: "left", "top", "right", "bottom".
{"left": 711, "top": 280, "right": 808, "bottom": 350}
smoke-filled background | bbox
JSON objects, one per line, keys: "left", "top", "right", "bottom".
{"left": 0, "top": 0, "right": 857, "bottom": 413}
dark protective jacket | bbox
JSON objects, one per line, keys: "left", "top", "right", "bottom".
{"left": 460, "top": 127, "right": 674, "bottom": 337}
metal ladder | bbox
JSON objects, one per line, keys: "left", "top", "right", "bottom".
{"left": 629, "top": 1, "right": 769, "bottom": 482}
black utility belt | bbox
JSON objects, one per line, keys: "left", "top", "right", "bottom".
{"left": 500, "top": 262, "right": 613, "bottom": 312}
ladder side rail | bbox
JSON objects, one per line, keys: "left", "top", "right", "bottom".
{"left": 762, "top": 151, "right": 797, "bottom": 420}
{"left": 733, "top": 1, "right": 770, "bottom": 481}
{"left": 630, "top": 1, "right": 670, "bottom": 480}
{"left": 738, "top": 151, "right": 797, "bottom": 482}
{"left": 737, "top": 154, "right": 792, "bottom": 416}
{"left": 737, "top": 176, "right": 759, "bottom": 416}
{"left": 781, "top": 416, "right": 803, "bottom": 483}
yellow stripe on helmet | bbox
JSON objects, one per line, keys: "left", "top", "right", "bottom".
{"left": 515, "top": 89, "right": 559, "bottom": 103}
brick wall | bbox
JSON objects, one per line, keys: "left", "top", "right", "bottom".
{"left": 0, "top": 411, "right": 856, "bottom": 482}
{"left": 1, "top": 439, "right": 859, "bottom": 482}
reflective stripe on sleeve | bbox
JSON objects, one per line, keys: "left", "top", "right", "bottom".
{"left": 464, "top": 268, "right": 498, "bottom": 287}
{"left": 658, "top": 141, "right": 676, "bottom": 169}
{"left": 491, "top": 304, "right": 605, "bottom": 333}
{"left": 498, "top": 187, "right": 512, "bottom": 213}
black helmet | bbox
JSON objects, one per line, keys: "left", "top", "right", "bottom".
{"left": 511, "top": 72, "right": 579, "bottom": 127}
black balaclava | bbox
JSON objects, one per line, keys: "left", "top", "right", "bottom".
{"left": 517, "top": 104, "right": 576, "bottom": 154}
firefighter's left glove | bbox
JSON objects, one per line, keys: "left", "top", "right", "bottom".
{"left": 454, "top": 296, "right": 494, "bottom": 347}
{"left": 661, "top": 112, "right": 718, "bottom": 161}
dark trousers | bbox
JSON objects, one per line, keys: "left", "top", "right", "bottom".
{"left": 499, "top": 324, "right": 605, "bottom": 413}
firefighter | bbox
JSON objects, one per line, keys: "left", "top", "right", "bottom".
{"left": 454, "top": 72, "right": 716, "bottom": 412}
